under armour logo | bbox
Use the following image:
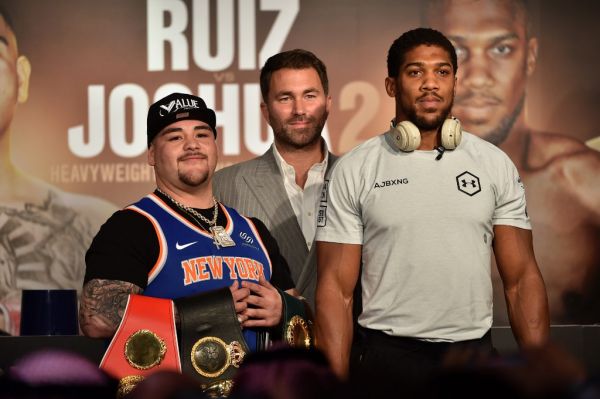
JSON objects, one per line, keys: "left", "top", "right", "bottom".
{"left": 461, "top": 179, "right": 477, "bottom": 188}
{"left": 456, "top": 171, "right": 481, "bottom": 196}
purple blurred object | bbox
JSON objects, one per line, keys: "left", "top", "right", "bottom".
{"left": 10, "top": 349, "right": 111, "bottom": 386}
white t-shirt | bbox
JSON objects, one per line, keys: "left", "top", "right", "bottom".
{"left": 316, "top": 130, "right": 530, "bottom": 342}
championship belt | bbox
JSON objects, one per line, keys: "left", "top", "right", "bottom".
{"left": 100, "top": 295, "right": 180, "bottom": 397}
{"left": 175, "top": 288, "right": 248, "bottom": 397}
{"left": 278, "top": 290, "right": 314, "bottom": 349}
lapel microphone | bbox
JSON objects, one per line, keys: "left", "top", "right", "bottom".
{"left": 435, "top": 146, "right": 446, "bottom": 161}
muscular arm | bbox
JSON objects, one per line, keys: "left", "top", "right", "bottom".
{"left": 79, "top": 279, "right": 143, "bottom": 338}
{"left": 315, "top": 241, "right": 361, "bottom": 379}
{"left": 80, "top": 209, "right": 156, "bottom": 338}
{"left": 493, "top": 225, "right": 550, "bottom": 347}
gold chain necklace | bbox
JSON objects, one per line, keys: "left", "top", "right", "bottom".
{"left": 156, "top": 188, "right": 218, "bottom": 227}
{"left": 155, "top": 188, "right": 235, "bottom": 248}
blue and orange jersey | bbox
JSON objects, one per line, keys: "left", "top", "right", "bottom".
{"left": 126, "top": 193, "right": 273, "bottom": 350}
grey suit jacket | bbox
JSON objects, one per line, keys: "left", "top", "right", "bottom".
{"left": 212, "top": 146, "right": 338, "bottom": 310}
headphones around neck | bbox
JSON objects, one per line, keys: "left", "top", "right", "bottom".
{"left": 389, "top": 117, "right": 462, "bottom": 152}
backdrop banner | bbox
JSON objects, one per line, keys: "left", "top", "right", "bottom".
{"left": 1, "top": 0, "right": 599, "bottom": 335}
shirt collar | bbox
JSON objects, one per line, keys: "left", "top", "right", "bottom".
{"left": 272, "top": 139, "right": 329, "bottom": 177}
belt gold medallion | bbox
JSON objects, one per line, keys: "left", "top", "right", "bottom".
{"left": 285, "top": 315, "right": 312, "bottom": 349}
{"left": 190, "top": 336, "right": 246, "bottom": 378}
{"left": 124, "top": 329, "right": 167, "bottom": 370}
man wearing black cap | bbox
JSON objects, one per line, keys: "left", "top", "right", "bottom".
{"left": 80, "top": 93, "right": 301, "bottom": 353}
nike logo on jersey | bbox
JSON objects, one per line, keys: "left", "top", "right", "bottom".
{"left": 176, "top": 241, "right": 198, "bottom": 250}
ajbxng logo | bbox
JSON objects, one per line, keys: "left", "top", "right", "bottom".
{"left": 373, "top": 178, "right": 409, "bottom": 189}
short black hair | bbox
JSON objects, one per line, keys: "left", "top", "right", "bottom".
{"left": 387, "top": 27, "right": 457, "bottom": 77}
{"left": 260, "top": 49, "right": 329, "bottom": 100}
{"left": 0, "top": 4, "right": 16, "bottom": 34}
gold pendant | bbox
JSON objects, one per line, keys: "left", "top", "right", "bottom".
{"left": 210, "top": 226, "right": 236, "bottom": 248}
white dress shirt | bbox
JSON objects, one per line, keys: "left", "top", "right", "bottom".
{"left": 272, "top": 142, "right": 329, "bottom": 250}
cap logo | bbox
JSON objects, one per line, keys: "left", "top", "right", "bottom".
{"left": 159, "top": 97, "right": 200, "bottom": 116}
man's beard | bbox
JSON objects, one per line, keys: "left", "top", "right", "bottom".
{"left": 177, "top": 153, "right": 210, "bottom": 186}
{"left": 179, "top": 170, "right": 209, "bottom": 187}
{"left": 406, "top": 98, "right": 454, "bottom": 132}
{"left": 272, "top": 110, "right": 328, "bottom": 150}
{"left": 480, "top": 95, "right": 525, "bottom": 145}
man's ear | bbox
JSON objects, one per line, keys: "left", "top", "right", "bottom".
{"left": 16, "top": 55, "right": 31, "bottom": 104}
{"left": 526, "top": 37, "right": 538, "bottom": 77}
{"left": 384, "top": 77, "right": 396, "bottom": 98}
{"left": 453, "top": 76, "right": 457, "bottom": 98}
{"left": 148, "top": 144, "right": 155, "bottom": 166}
{"left": 260, "top": 102, "right": 270, "bottom": 124}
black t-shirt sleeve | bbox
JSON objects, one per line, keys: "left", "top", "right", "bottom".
{"left": 249, "top": 217, "right": 295, "bottom": 291}
{"left": 84, "top": 209, "right": 159, "bottom": 289}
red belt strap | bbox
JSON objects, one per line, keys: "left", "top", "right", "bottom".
{"left": 100, "top": 294, "right": 181, "bottom": 379}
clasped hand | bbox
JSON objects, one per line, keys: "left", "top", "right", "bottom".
{"left": 229, "top": 276, "right": 282, "bottom": 328}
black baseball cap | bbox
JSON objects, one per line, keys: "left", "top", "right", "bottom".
{"left": 146, "top": 93, "right": 217, "bottom": 146}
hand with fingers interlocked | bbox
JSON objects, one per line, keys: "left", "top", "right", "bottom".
{"left": 239, "top": 276, "right": 283, "bottom": 328}
{"left": 229, "top": 281, "right": 250, "bottom": 326}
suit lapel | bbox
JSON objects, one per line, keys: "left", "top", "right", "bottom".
{"left": 242, "top": 151, "right": 291, "bottom": 225}
{"left": 242, "top": 148, "right": 308, "bottom": 257}
{"left": 239, "top": 148, "right": 338, "bottom": 292}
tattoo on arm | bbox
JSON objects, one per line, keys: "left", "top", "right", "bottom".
{"left": 79, "top": 279, "right": 142, "bottom": 336}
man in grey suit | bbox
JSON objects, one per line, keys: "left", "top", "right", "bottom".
{"left": 213, "top": 49, "right": 336, "bottom": 310}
